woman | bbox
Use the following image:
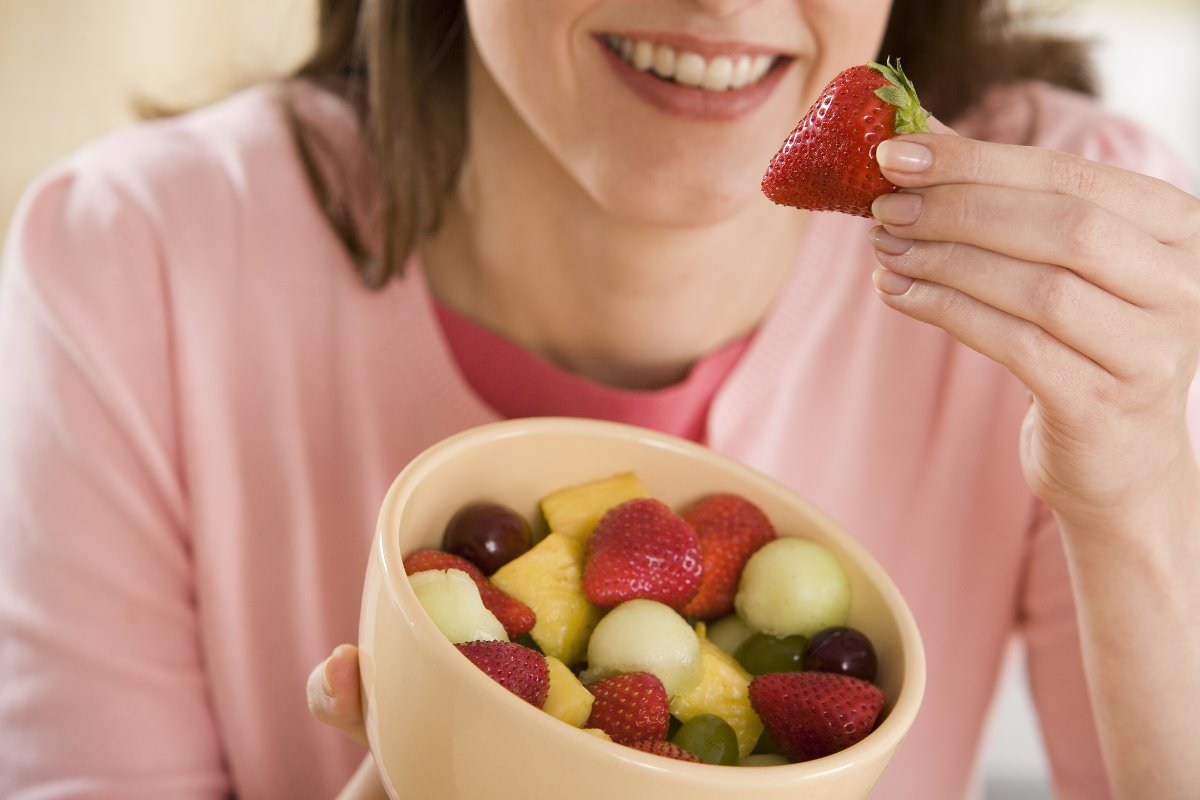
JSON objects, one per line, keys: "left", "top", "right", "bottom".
{"left": 1, "top": 1, "right": 1197, "bottom": 798}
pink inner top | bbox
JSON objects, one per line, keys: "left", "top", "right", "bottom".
{"left": 433, "top": 300, "right": 752, "bottom": 442}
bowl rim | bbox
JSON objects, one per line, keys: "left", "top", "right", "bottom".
{"left": 368, "top": 416, "right": 926, "bottom": 784}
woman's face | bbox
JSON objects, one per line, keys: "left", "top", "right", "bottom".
{"left": 463, "top": 0, "right": 895, "bottom": 227}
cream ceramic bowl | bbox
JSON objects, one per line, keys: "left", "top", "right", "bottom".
{"left": 359, "top": 417, "right": 924, "bottom": 800}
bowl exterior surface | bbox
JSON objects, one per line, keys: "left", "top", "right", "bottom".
{"left": 359, "top": 418, "right": 925, "bottom": 799}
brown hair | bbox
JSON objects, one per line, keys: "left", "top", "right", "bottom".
{"left": 292, "top": 0, "right": 1095, "bottom": 288}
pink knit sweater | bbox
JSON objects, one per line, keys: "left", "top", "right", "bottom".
{"left": 0, "top": 80, "right": 1194, "bottom": 799}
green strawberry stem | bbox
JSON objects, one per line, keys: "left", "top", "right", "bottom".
{"left": 868, "top": 58, "right": 930, "bottom": 134}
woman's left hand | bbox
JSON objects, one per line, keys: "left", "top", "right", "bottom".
{"left": 868, "top": 128, "right": 1200, "bottom": 528}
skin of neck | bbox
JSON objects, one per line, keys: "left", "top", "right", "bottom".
{"left": 421, "top": 42, "right": 810, "bottom": 390}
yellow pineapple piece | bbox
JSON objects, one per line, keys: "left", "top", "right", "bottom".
{"left": 542, "top": 655, "right": 595, "bottom": 727}
{"left": 540, "top": 472, "right": 651, "bottom": 541}
{"left": 490, "top": 532, "right": 603, "bottom": 665}
{"left": 669, "top": 624, "right": 764, "bottom": 757}
{"left": 582, "top": 728, "right": 611, "bottom": 742}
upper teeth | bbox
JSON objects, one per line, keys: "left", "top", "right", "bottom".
{"left": 605, "top": 35, "right": 776, "bottom": 92}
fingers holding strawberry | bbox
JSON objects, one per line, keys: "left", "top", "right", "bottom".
{"left": 761, "top": 58, "right": 1200, "bottom": 519}
{"left": 864, "top": 132, "right": 1200, "bottom": 517}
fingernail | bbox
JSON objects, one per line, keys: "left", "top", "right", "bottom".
{"left": 872, "top": 192, "right": 923, "bottom": 225}
{"left": 869, "top": 226, "right": 913, "bottom": 255}
{"left": 873, "top": 268, "right": 914, "bottom": 296}
{"left": 877, "top": 140, "right": 932, "bottom": 172}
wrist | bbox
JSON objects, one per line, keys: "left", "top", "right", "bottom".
{"left": 1052, "top": 452, "right": 1200, "bottom": 567}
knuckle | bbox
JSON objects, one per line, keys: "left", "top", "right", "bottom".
{"left": 1177, "top": 275, "right": 1200, "bottom": 321}
{"left": 1057, "top": 199, "right": 1108, "bottom": 256}
{"left": 1007, "top": 320, "right": 1050, "bottom": 367}
{"left": 1185, "top": 196, "right": 1200, "bottom": 249}
{"left": 914, "top": 240, "right": 965, "bottom": 281}
{"left": 928, "top": 281, "right": 969, "bottom": 321}
{"left": 941, "top": 185, "right": 986, "bottom": 233}
{"left": 1028, "top": 266, "right": 1076, "bottom": 323}
{"left": 1048, "top": 151, "right": 1099, "bottom": 199}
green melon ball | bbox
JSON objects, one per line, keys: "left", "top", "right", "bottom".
{"left": 584, "top": 599, "right": 702, "bottom": 698}
{"left": 705, "top": 613, "right": 755, "bottom": 656}
{"left": 734, "top": 538, "right": 850, "bottom": 638}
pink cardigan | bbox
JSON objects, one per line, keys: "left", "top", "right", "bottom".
{"left": 0, "top": 80, "right": 1194, "bottom": 799}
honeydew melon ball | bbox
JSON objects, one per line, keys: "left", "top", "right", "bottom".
{"left": 584, "top": 599, "right": 703, "bottom": 697}
{"left": 734, "top": 538, "right": 850, "bottom": 638}
{"left": 705, "top": 613, "right": 755, "bottom": 656}
{"left": 409, "top": 568, "right": 508, "bottom": 644}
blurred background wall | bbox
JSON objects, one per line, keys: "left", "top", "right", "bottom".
{"left": 0, "top": 1, "right": 1197, "bottom": 797}
{"left": 0, "top": 0, "right": 315, "bottom": 239}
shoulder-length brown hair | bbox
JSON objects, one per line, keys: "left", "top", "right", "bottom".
{"left": 292, "top": 0, "right": 1094, "bottom": 288}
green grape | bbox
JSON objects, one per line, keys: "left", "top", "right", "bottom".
{"left": 670, "top": 714, "right": 739, "bottom": 766}
{"left": 513, "top": 633, "right": 543, "bottom": 654}
{"left": 739, "top": 754, "right": 790, "bottom": 767}
{"left": 733, "top": 632, "right": 808, "bottom": 676}
{"left": 752, "top": 728, "right": 782, "bottom": 756}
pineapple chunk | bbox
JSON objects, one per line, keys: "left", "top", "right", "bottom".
{"left": 582, "top": 728, "right": 612, "bottom": 742}
{"left": 490, "top": 532, "right": 602, "bottom": 665}
{"left": 542, "top": 655, "right": 595, "bottom": 727}
{"left": 540, "top": 472, "right": 651, "bottom": 541}
{"left": 669, "top": 624, "right": 764, "bottom": 757}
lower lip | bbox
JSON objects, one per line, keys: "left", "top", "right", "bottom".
{"left": 595, "top": 38, "right": 791, "bottom": 122}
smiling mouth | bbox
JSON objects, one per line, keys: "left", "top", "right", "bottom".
{"left": 601, "top": 34, "right": 782, "bottom": 93}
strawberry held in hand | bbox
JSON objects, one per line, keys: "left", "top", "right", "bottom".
{"left": 761, "top": 59, "right": 930, "bottom": 217}
{"left": 749, "top": 671, "right": 884, "bottom": 763}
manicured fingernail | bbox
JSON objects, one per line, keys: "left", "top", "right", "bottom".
{"left": 877, "top": 140, "right": 932, "bottom": 172}
{"left": 873, "top": 268, "right": 914, "bottom": 296}
{"left": 869, "top": 226, "right": 913, "bottom": 255}
{"left": 872, "top": 192, "right": 923, "bottom": 225}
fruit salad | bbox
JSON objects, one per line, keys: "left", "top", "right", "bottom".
{"left": 402, "top": 472, "right": 885, "bottom": 767}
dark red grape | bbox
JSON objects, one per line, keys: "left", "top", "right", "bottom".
{"left": 802, "top": 626, "right": 877, "bottom": 682}
{"left": 442, "top": 501, "right": 533, "bottom": 575}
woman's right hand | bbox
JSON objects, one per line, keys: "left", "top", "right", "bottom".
{"left": 307, "top": 644, "right": 389, "bottom": 799}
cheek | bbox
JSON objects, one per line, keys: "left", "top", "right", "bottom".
{"left": 464, "top": 3, "right": 590, "bottom": 163}
{"left": 802, "top": 0, "right": 893, "bottom": 87}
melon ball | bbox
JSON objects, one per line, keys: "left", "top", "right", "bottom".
{"left": 734, "top": 538, "right": 850, "bottom": 638}
{"left": 584, "top": 599, "right": 703, "bottom": 697}
{"left": 409, "top": 568, "right": 508, "bottom": 644}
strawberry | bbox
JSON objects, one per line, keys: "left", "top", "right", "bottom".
{"left": 404, "top": 549, "right": 536, "bottom": 638}
{"left": 585, "top": 671, "right": 670, "bottom": 744}
{"left": 678, "top": 493, "right": 776, "bottom": 620}
{"left": 761, "top": 58, "right": 930, "bottom": 217}
{"left": 582, "top": 498, "right": 702, "bottom": 611}
{"left": 455, "top": 640, "right": 550, "bottom": 708}
{"left": 628, "top": 739, "right": 703, "bottom": 763}
{"left": 748, "top": 671, "right": 885, "bottom": 763}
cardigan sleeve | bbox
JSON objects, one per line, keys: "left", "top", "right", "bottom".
{"left": 0, "top": 160, "right": 228, "bottom": 798}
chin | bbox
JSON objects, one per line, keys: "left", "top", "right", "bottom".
{"left": 601, "top": 183, "right": 760, "bottom": 229}
{"left": 578, "top": 143, "right": 774, "bottom": 230}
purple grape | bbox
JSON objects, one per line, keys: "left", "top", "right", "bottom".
{"left": 803, "top": 626, "right": 877, "bottom": 682}
{"left": 442, "top": 501, "right": 533, "bottom": 575}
